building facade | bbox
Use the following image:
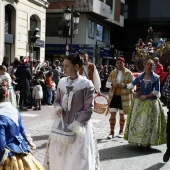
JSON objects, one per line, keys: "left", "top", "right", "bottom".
{"left": 46, "top": 0, "right": 125, "bottom": 65}
{"left": 112, "top": 0, "right": 170, "bottom": 64}
{"left": 0, "top": 0, "right": 49, "bottom": 64}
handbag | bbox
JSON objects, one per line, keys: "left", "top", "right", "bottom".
{"left": 50, "top": 115, "right": 75, "bottom": 145}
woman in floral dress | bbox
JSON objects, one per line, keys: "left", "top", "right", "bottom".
{"left": 124, "top": 59, "right": 166, "bottom": 148}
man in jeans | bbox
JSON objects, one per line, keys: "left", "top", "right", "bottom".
{"left": 162, "top": 74, "right": 170, "bottom": 162}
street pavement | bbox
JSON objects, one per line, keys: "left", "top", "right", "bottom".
{"left": 21, "top": 93, "right": 170, "bottom": 170}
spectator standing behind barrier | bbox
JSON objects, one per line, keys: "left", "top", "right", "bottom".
{"left": 79, "top": 51, "right": 101, "bottom": 95}
{"left": 124, "top": 59, "right": 166, "bottom": 149}
{"left": 106, "top": 57, "right": 134, "bottom": 139}
{"left": 32, "top": 79, "right": 43, "bottom": 110}
{"left": 43, "top": 53, "right": 100, "bottom": 170}
{"left": 0, "top": 84, "right": 45, "bottom": 170}
{"left": 162, "top": 75, "right": 170, "bottom": 162}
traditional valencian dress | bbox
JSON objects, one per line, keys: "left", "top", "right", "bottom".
{"left": 43, "top": 75, "right": 100, "bottom": 170}
{"left": 124, "top": 72, "right": 167, "bottom": 146}
{"left": 0, "top": 102, "right": 44, "bottom": 170}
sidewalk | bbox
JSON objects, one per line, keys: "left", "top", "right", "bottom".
{"left": 21, "top": 94, "right": 170, "bottom": 170}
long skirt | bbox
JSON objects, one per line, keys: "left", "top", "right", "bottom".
{"left": 0, "top": 153, "right": 45, "bottom": 170}
{"left": 43, "top": 120, "right": 100, "bottom": 170}
{"left": 124, "top": 98, "right": 167, "bottom": 146}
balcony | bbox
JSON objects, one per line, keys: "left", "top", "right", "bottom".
{"left": 28, "top": 0, "right": 50, "bottom": 8}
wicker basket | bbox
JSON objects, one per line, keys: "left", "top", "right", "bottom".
{"left": 50, "top": 115, "right": 75, "bottom": 145}
{"left": 94, "top": 95, "right": 109, "bottom": 114}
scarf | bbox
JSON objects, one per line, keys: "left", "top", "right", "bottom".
{"left": 58, "top": 75, "right": 93, "bottom": 111}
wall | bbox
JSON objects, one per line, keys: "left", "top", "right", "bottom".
{"left": 0, "top": 0, "right": 47, "bottom": 64}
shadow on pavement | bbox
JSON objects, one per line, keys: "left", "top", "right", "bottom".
{"left": 143, "top": 163, "right": 165, "bottom": 170}
{"left": 36, "top": 143, "right": 47, "bottom": 150}
{"left": 97, "top": 138, "right": 110, "bottom": 144}
{"left": 99, "top": 144, "right": 161, "bottom": 160}
{"left": 32, "top": 135, "right": 49, "bottom": 141}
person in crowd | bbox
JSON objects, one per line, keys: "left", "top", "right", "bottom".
{"left": 32, "top": 79, "right": 43, "bottom": 110}
{"left": 79, "top": 51, "right": 101, "bottom": 95}
{"left": 45, "top": 71, "right": 54, "bottom": 105}
{"left": 44, "top": 60, "right": 52, "bottom": 72}
{"left": 106, "top": 57, "right": 134, "bottom": 139}
{"left": 51, "top": 64, "right": 60, "bottom": 88}
{"left": 10, "top": 74, "right": 20, "bottom": 108}
{"left": 55, "top": 60, "right": 62, "bottom": 73}
{"left": 37, "top": 71, "right": 47, "bottom": 105}
{"left": 0, "top": 65, "right": 17, "bottom": 108}
{"left": 100, "top": 70, "right": 106, "bottom": 92}
{"left": 15, "top": 59, "right": 32, "bottom": 110}
{"left": 7, "top": 60, "right": 20, "bottom": 74}
{"left": 153, "top": 57, "right": 168, "bottom": 105}
{"left": 162, "top": 74, "right": 170, "bottom": 162}
{"left": 32, "top": 59, "right": 38, "bottom": 74}
{"left": 124, "top": 59, "right": 166, "bottom": 149}
{"left": 129, "top": 64, "right": 139, "bottom": 72}
{"left": 43, "top": 53, "right": 100, "bottom": 170}
{"left": 153, "top": 57, "right": 168, "bottom": 84}
{"left": 0, "top": 84, "right": 45, "bottom": 170}
{"left": 2, "top": 56, "right": 9, "bottom": 68}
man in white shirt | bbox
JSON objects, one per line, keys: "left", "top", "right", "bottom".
{"left": 79, "top": 51, "right": 101, "bottom": 95}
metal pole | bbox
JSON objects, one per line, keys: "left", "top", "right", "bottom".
{"left": 70, "top": 6, "right": 73, "bottom": 53}
{"left": 30, "top": 43, "right": 33, "bottom": 75}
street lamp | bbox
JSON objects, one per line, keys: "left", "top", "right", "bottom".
{"left": 62, "top": 7, "right": 80, "bottom": 54}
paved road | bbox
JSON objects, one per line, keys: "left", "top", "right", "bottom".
{"left": 21, "top": 95, "right": 170, "bottom": 170}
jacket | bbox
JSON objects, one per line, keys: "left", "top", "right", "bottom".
{"left": 106, "top": 67, "right": 134, "bottom": 115}
{"left": 0, "top": 102, "right": 30, "bottom": 158}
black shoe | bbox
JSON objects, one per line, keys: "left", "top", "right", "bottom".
{"left": 47, "top": 103, "right": 53, "bottom": 105}
{"left": 20, "top": 107, "right": 28, "bottom": 111}
{"left": 163, "top": 151, "right": 170, "bottom": 162}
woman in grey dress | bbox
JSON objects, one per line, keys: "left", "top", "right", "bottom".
{"left": 44, "top": 53, "right": 100, "bottom": 170}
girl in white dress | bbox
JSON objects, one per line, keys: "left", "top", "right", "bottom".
{"left": 0, "top": 65, "right": 17, "bottom": 107}
{"left": 44, "top": 54, "right": 100, "bottom": 170}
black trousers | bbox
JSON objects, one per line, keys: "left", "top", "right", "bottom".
{"left": 167, "top": 100, "right": 170, "bottom": 152}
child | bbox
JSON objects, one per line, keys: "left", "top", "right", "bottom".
{"left": 32, "top": 79, "right": 43, "bottom": 110}
{"left": 0, "top": 65, "right": 17, "bottom": 107}
{"left": 45, "top": 71, "right": 54, "bottom": 105}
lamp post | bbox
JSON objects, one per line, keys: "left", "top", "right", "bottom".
{"left": 63, "top": 6, "right": 80, "bottom": 54}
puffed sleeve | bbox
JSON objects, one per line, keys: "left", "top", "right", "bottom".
{"left": 0, "top": 116, "right": 7, "bottom": 154}
{"left": 127, "top": 74, "right": 140, "bottom": 89}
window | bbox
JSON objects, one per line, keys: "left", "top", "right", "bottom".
{"left": 88, "top": 20, "right": 94, "bottom": 39}
{"left": 30, "top": 15, "right": 37, "bottom": 30}
{"left": 5, "top": 6, "right": 11, "bottom": 34}
{"left": 97, "top": 24, "right": 103, "bottom": 41}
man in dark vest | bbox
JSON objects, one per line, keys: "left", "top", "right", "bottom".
{"left": 79, "top": 51, "right": 101, "bottom": 95}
